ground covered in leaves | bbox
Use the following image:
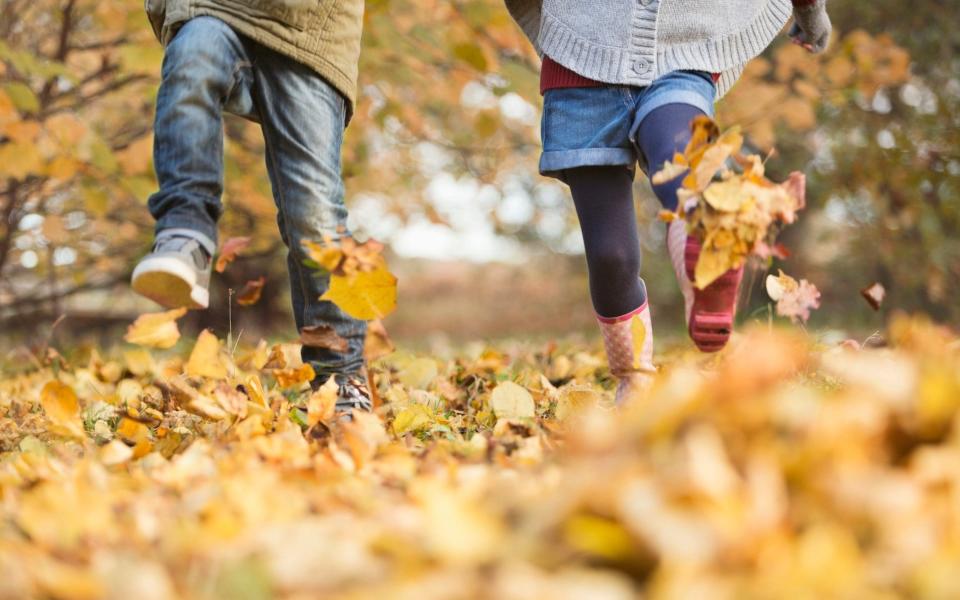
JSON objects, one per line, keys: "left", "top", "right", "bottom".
{"left": 1, "top": 315, "right": 959, "bottom": 599}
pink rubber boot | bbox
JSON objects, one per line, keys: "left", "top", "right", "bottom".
{"left": 596, "top": 286, "right": 657, "bottom": 405}
{"left": 667, "top": 221, "right": 743, "bottom": 352}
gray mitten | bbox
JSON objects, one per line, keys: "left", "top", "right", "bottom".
{"left": 789, "top": 0, "right": 832, "bottom": 54}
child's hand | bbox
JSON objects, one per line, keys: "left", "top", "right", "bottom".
{"left": 789, "top": 0, "right": 832, "bottom": 54}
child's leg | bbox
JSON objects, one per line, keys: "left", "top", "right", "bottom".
{"left": 133, "top": 17, "right": 252, "bottom": 308}
{"left": 248, "top": 46, "right": 368, "bottom": 405}
{"left": 636, "top": 103, "right": 744, "bottom": 352}
{"left": 566, "top": 166, "right": 645, "bottom": 317}
{"left": 566, "top": 165, "right": 655, "bottom": 404}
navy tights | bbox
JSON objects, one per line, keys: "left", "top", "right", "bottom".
{"left": 567, "top": 103, "right": 704, "bottom": 318}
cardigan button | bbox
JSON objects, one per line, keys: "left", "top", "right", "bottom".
{"left": 633, "top": 60, "right": 650, "bottom": 74}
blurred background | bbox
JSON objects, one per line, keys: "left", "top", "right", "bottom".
{"left": 0, "top": 0, "right": 957, "bottom": 353}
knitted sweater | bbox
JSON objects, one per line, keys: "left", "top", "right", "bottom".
{"left": 505, "top": 0, "right": 796, "bottom": 97}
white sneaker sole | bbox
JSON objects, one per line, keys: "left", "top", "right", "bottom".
{"left": 131, "top": 256, "right": 209, "bottom": 310}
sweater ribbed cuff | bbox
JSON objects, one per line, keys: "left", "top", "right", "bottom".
{"left": 540, "top": 56, "right": 605, "bottom": 94}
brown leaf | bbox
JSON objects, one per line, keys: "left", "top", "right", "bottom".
{"left": 215, "top": 236, "right": 251, "bottom": 273}
{"left": 861, "top": 282, "right": 886, "bottom": 311}
{"left": 300, "top": 324, "right": 349, "bottom": 353}
{"left": 236, "top": 277, "right": 266, "bottom": 306}
{"left": 363, "top": 319, "right": 395, "bottom": 362}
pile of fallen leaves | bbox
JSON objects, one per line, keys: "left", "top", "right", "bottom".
{"left": 654, "top": 116, "right": 806, "bottom": 290}
{"left": 2, "top": 313, "right": 959, "bottom": 599}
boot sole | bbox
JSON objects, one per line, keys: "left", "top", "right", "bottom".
{"left": 131, "top": 256, "right": 209, "bottom": 310}
{"left": 685, "top": 237, "right": 743, "bottom": 353}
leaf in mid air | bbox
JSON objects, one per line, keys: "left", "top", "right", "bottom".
{"left": 124, "top": 308, "right": 187, "bottom": 349}
{"left": 215, "top": 237, "right": 251, "bottom": 273}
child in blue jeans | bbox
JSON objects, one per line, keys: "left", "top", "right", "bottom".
{"left": 506, "top": 0, "right": 831, "bottom": 402}
{"left": 131, "top": 2, "right": 371, "bottom": 414}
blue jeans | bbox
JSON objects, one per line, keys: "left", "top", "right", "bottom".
{"left": 148, "top": 16, "right": 366, "bottom": 377}
{"left": 540, "top": 70, "right": 716, "bottom": 178}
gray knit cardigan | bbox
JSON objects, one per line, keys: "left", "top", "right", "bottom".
{"left": 505, "top": 0, "right": 794, "bottom": 97}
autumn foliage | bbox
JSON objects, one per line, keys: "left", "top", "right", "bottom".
{"left": 1, "top": 2, "right": 959, "bottom": 598}
{"left": 2, "top": 315, "right": 960, "bottom": 597}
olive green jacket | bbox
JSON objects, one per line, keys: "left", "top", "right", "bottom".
{"left": 145, "top": 0, "right": 364, "bottom": 113}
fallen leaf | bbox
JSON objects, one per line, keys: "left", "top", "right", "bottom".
{"left": 99, "top": 440, "right": 134, "bottom": 465}
{"left": 392, "top": 404, "right": 435, "bottom": 435}
{"left": 236, "top": 277, "right": 266, "bottom": 306}
{"left": 274, "top": 363, "right": 316, "bottom": 388}
{"left": 308, "top": 375, "right": 338, "bottom": 426}
{"left": 399, "top": 358, "right": 438, "bottom": 390}
{"left": 300, "top": 324, "right": 349, "bottom": 353}
{"left": 340, "top": 411, "right": 389, "bottom": 468}
{"left": 185, "top": 330, "right": 228, "bottom": 379}
{"left": 39, "top": 381, "right": 85, "bottom": 440}
{"left": 215, "top": 236, "right": 251, "bottom": 273}
{"left": 364, "top": 319, "right": 395, "bottom": 362}
{"left": 490, "top": 381, "right": 535, "bottom": 420}
{"left": 124, "top": 308, "right": 187, "bottom": 349}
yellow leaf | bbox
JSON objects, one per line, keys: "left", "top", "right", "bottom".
{"left": 274, "top": 363, "right": 315, "bottom": 388}
{"left": 694, "top": 237, "right": 737, "bottom": 290}
{"left": 46, "top": 155, "right": 80, "bottom": 180}
{"left": 0, "top": 89, "right": 14, "bottom": 121}
{"left": 399, "top": 357, "right": 438, "bottom": 390}
{"left": 3, "top": 119, "right": 40, "bottom": 143}
{"left": 703, "top": 178, "right": 746, "bottom": 212}
{"left": 123, "top": 348, "right": 155, "bottom": 376}
{"left": 686, "top": 126, "right": 743, "bottom": 191}
{"left": 39, "top": 381, "right": 85, "bottom": 440}
{"left": 308, "top": 375, "right": 338, "bottom": 426}
{"left": 564, "top": 515, "right": 634, "bottom": 560}
{"left": 99, "top": 440, "right": 134, "bottom": 466}
{"left": 185, "top": 329, "right": 228, "bottom": 379}
{"left": 392, "top": 404, "right": 435, "bottom": 435}
{"left": 321, "top": 257, "right": 398, "bottom": 320}
{"left": 490, "top": 381, "right": 535, "bottom": 420}
{"left": 650, "top": 159, "right": 689, "bottom": 185}
{"left": 341, "top": 411, "right": 389, "bottom": 468}
{"left": 123, "top": 308, "right": 187, "bottom": 349}
{"left": 302, "top": 239, "right": 343, "bottom": 272}
{"left": 0, "top": 141, "right": 44, "bottom": 179}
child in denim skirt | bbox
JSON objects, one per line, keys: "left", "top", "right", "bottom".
{"left": 505, "top": 0, "right": 832, "bottom": 402}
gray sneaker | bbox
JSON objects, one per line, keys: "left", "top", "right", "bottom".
{"left": 131, "top": 229, "right": 214, "bottom": 309}
{"left": 335, "top": 373, "right": 373, "bottom": 416}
